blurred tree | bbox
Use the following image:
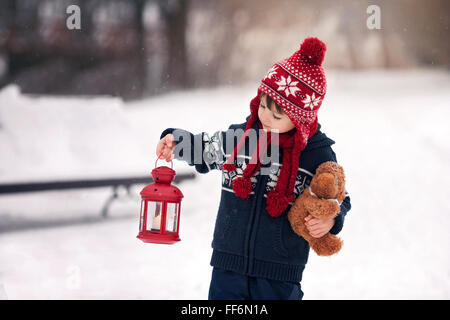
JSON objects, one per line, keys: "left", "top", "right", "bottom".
{"left": 382, "top": 0, "right": 449, "bottom": 67}
{"left": 160, "top": 0, "right": 189, "bottom": 90}
{"left": 0, "top": 0, "right": 448, "bottom": 98}
{"left": 143, "top": 0, "right": 168, "bottom": 94}
{"left": 185, "top": 0, "right": 239, "bottom": 87}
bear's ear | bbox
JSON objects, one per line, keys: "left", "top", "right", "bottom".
{"left": 316, "top": 161, "right": 340, "bottom": 175}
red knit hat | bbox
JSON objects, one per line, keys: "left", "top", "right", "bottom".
{"left": 223, "top": 37, "right": 327, "bottom": 217}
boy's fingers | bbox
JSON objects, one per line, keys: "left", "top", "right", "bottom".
{"left": 163, "top": 148, "right": 172, "bottom": 159}
{"left": 310, "top": 231, "right": 325, "bottom": 238}
{"left": 165, "top": 153, "right": 174, "bottom": 162}
{"left": 156, "top": 140, "right": 163, "bottom": 156}
{"left": 166, "top": 134, "right": 174, "bottom": 147}
{"left": 156, "top": 135, "right": 175, "bottom": 160}
{"left": 161, "top": 146, "right": 174, "bottom": 162}
{"left": 309, "top": 227, "right": 326, "bottom": 237}
{"left": 306, "top": 218, "right": 320, "bottom": 226}
{"left": 157, "top": 149, "right": 165, "bottom": 159}
{"left": 307, "top": 225, "right": 322, "bottom": 233}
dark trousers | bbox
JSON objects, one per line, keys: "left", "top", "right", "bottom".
{"left": 208, "top": 267, "right": 304, "bottom": 300}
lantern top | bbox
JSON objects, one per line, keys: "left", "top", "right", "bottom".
{"left": 151, "top": 165, "right": 176, "bottom": 184}
{"left": 140, "top": 165, "right": 184, "bottom": 201}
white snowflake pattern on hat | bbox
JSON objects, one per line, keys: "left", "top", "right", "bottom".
{"left": 264, "top": 65, "right": 278, "bottom": 80}
{"left": 275, "top": 75, "right": 301, "bottom": 97}
{"left": 301, "top": 92, "right": 322, "bottom": 110}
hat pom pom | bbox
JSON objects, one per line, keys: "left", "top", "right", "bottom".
{"left": 299, "top": 37, "right": 326, "bottom": 66}
{"left": 266, "top": 189, "right": 289, "bottom": 217}
{"left": 232, "top": 177, "right": 253, "bottom": 199}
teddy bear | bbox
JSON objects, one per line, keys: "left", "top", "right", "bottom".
{"left": 287, "top": 161, "right": 346, "bottom": 256}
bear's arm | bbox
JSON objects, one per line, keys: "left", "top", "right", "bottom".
{"left": 304, "top": 195, "right": 341, "bottom": 219}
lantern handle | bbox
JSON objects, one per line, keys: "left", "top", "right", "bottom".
{"left": 155, "top": 155, "right": 173, "bottom": 169}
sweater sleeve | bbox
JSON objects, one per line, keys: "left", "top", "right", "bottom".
{"left": 311, "top": 147, "right": 351, "bottom": 236}
{"left": 160, "top": 125, "right": 238, "bottom": 174}
{"left": 327, "top": 149, "right": 351, "bottom": 235}
{"left": 329, "top": 191, "right": 351, "bottom": 235}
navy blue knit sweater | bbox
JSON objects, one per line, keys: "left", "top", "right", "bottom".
{"left": 160, "top": 117, "right": 351, "bottom": 283}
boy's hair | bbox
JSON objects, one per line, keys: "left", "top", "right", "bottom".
{"left": 259, "top": 92, "right": 284, "bottom": 115}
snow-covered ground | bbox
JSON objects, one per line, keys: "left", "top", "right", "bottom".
{"left": 0, "top": 68, "right": 449, "bottom": 299}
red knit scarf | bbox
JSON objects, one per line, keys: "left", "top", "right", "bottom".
{"left": 222, "top": 105, "right": 299, "bottom": 217}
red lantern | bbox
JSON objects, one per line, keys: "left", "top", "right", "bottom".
{"left": 137, "top": 160, "right": 183, "bottom": 244}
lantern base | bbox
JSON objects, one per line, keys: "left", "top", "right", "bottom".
{"left": 137, "top": 232, "right": 180, "bottom": 245}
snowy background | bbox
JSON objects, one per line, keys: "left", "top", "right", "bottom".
{"left": 1, "top": 68, "right": 449, "bottom": 300}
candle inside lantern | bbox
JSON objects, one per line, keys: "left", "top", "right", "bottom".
{"left": 151, "top": 212, "right": 178, "bottom": 231}
{"left": 152, "top": 213, "right": 161, "bottom": 230}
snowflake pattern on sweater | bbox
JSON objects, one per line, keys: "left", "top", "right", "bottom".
{"left": 202, "top": 131, "right": 227, "bottom": 171}
{"left": 263, "top": 163, "right": 313, "bottom": 203}
{"left": 199, "top": 129, "right": 314, "bottom": 201}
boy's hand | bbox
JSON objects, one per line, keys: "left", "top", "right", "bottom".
{"left": 305, "top": 215, "right": 335, "bottom": 238}
{"left": 156, "top": 134, "right": 176, "bottom": 162}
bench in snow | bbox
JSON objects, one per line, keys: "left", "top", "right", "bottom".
{"left": 0, "top": 173, "right": 196, "bottom": 217}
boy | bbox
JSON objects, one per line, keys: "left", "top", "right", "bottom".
{"left": 156, "top": 37, "right": 351, "bottom": 300}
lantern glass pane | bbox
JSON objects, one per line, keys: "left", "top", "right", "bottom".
{"left": 146, "top": 201, "right": 163, "bottom": 231}
{"left": 139, "top": 200, "right": 144, "bottom": 232}
{"left": 165, "top": 202, "right": 178, "bottom": 233}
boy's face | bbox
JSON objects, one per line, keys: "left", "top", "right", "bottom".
{"left": 258, "top": 94, "right": 295, "bottom": 133}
